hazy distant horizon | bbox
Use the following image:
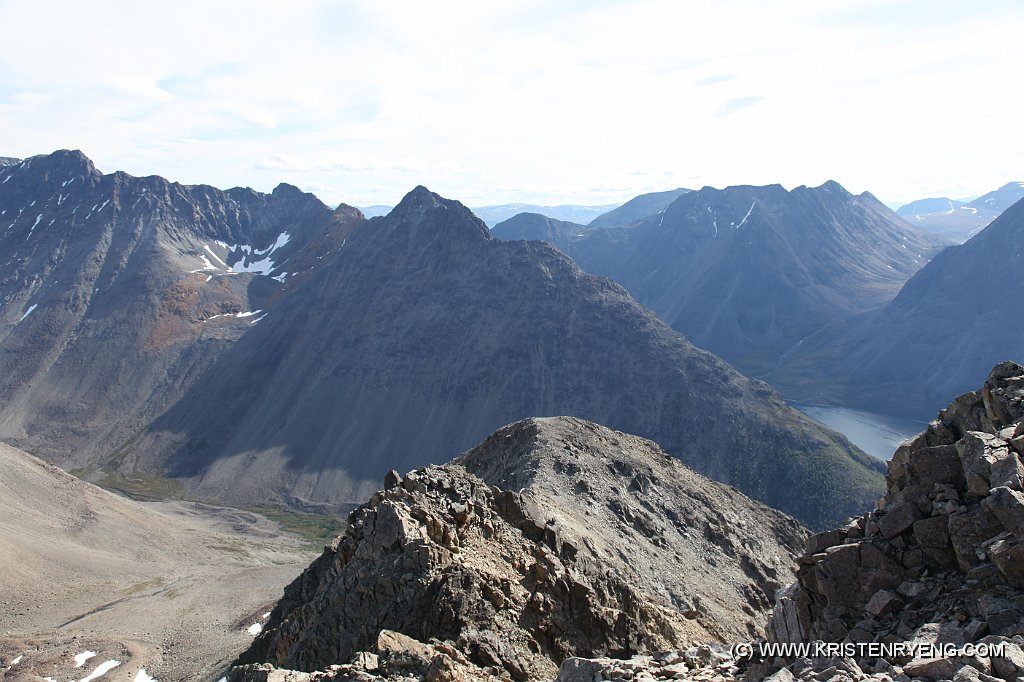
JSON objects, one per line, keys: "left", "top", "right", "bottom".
{"left": 2, "top": 1, "right": 1020, "bottom": 207}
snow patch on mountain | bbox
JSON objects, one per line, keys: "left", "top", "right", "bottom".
{"left": 229, "top": 232, "right": 290, "bottom": 275}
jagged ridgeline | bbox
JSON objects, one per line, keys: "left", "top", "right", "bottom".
{"left": 0, "top": 151, "right": 881, "bottom": 528}
{"left": 493, "top": 182, "right": 948, "bottom": 378}
{"left": 0, "top": 149, "right": 360, "bottom": 472}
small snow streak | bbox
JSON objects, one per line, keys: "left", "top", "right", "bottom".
{"left": 18, "top": 304, "right": 37, "bottom": 322}
{"left": 736, "top": 202, "right": 755, "bottom": 229}
{"left": 189, "top": 254, "right": 219, "bottom": 273}
{"left": 27, "top": 214, "right": 43, "bottom": 238}
{"left": 204, "top": 244, "right": 230, "bottom": 269}
{"left": 74, "top": 651, "right": 98, "bottom": 668}
{"left": 80, "top": 659, "right": 121, "bottom": 682}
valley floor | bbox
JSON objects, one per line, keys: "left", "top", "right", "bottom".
{"left": 0, "top": 443, "right": 316, "bottom": 682}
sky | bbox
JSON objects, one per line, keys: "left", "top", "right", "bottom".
{"left": 0, "top": 0, "right": 1021, "bottom": 208}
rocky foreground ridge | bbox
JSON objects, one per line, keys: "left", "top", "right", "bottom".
{"left": 227, "top": 364, "right": 1024, "bottom": 682}
{"left": 554, "top": 363, "right": 1024, "bottom": 681}
{"left": 752, "top": 361, "right": 1024, "bottom": 681}
{"left": 229, "top": 418, "right": 806, "bottom": 681}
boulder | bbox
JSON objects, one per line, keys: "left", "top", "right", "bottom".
{"left": 948, "top": 506, "right": 1004, "bottom": 571}
{"left": 903, "top": 656, "right": 959, "bottom": 680}
{"left": 913, "top": 515, "right": 957, "bottom": 568}
{"left": 957, "top": 432, "right": 1017, "bottom": 496}
{"left": 879, "top": 501, "right": 924, "bottom": 538}
{"left": 984, "top": 486, "right": 1024, "bottom": 533}
{"left": 987, "top": 536, "right": 1024, "bottom": 588}
{"left": 907, "top": 445, "right": 968, "bottom": 491}
{"left": 555, "top": 657, "right": 607, "bottom": 682}
{"left": 865, "top": 589, "right": 902, "bottom": 616}
{"left": 990, "top": 640, "right": 1024, "bottom": 680}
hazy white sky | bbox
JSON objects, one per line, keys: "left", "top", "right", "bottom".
{"left": 0, "top": 0, "right": 1020, "bottom": 207}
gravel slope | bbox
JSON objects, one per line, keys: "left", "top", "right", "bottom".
{"left": 0, "top": 442, "right": 314, "bottom": 682}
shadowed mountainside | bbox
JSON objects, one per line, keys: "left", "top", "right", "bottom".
{"left": 142, "top": 186, "right": 882, "bottom": 529}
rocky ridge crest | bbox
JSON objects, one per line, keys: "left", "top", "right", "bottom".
{"left": 230, "top": 418, "right": 808, "bottom": 682}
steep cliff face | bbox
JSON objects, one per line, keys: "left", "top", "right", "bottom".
{"left": 232, "top": 417, "right": 807, "bottom": 681}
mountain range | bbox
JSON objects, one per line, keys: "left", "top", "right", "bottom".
{"left": 896, "top": 181, "right": 1024, "bottom": 243}
{"left": 494, "top": 181, "right": 948, "bottom": 378}
{"left": 0, "top": 150, "right": 358, "bottom": 471}
{"left": 5, "top": 150, "right": 1024, "bottom": 682}
{"left": 362, "top": 201, "right": 622, "bottom": 227}
{"left": 0, "top": 151, "right": 882, "bottom": 529}
{"left": 775, "top": 195, "right": 1024, "bottom": 418}
{"left": 142, "top": 185, "right": 879, "bottom": 528}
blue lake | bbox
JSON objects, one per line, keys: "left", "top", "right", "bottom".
{"left": 794, "top": 405, "right": 929, "bottom": 461}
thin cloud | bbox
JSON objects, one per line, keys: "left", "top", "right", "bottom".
{"left": 0, "top": 1, "right": 1020, "bottom": 206}
{"left": 717, "top": 96, "right": 764, "bottom": 117}
{"left": 696, "top": 74, "right": 736, "bottom": 86}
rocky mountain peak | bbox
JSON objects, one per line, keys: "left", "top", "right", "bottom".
{"left": 27, "top": 149, "right": 99, "bottom": 180}
{"left": 269, "top": 182, "right": 309, "bottom": 199}
{"left": 455, "top": 416, "right": 807, "bottom": 638}
{"left": 815, "top": 178, "right": 851, "bottom": 195}
{"left": 0, "top": 150, "right": 100, "bottom": 197}
{"left": 490, "top": 212, "right": 588, "bottom": 245}
{"left": 377, "top": 185, "right": 491, "bottom": 247}
{"left": 332, "top": 202, "right": 365, "bottom": 221}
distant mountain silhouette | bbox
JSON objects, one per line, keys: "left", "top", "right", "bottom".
{"left": 896, "top": 182, "right": 1023, "bottom": 243}
{"left": 587, "top": 188, "right": 692, "bottom": 228}
{"left": 470, "top": 202, "right": 619, "bottom": 227}
{"left": 490, "top": 212, "right": 591, "bottom": 249}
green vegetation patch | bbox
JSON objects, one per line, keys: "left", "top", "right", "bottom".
{"left": 95, "top": 471, "right": 188, "bottom": 502}
{"left": 89, "top": 470, "right": 346, "bottom": 546}
{"left": 241, "top": 504, "right": 348, "bottom": 546}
